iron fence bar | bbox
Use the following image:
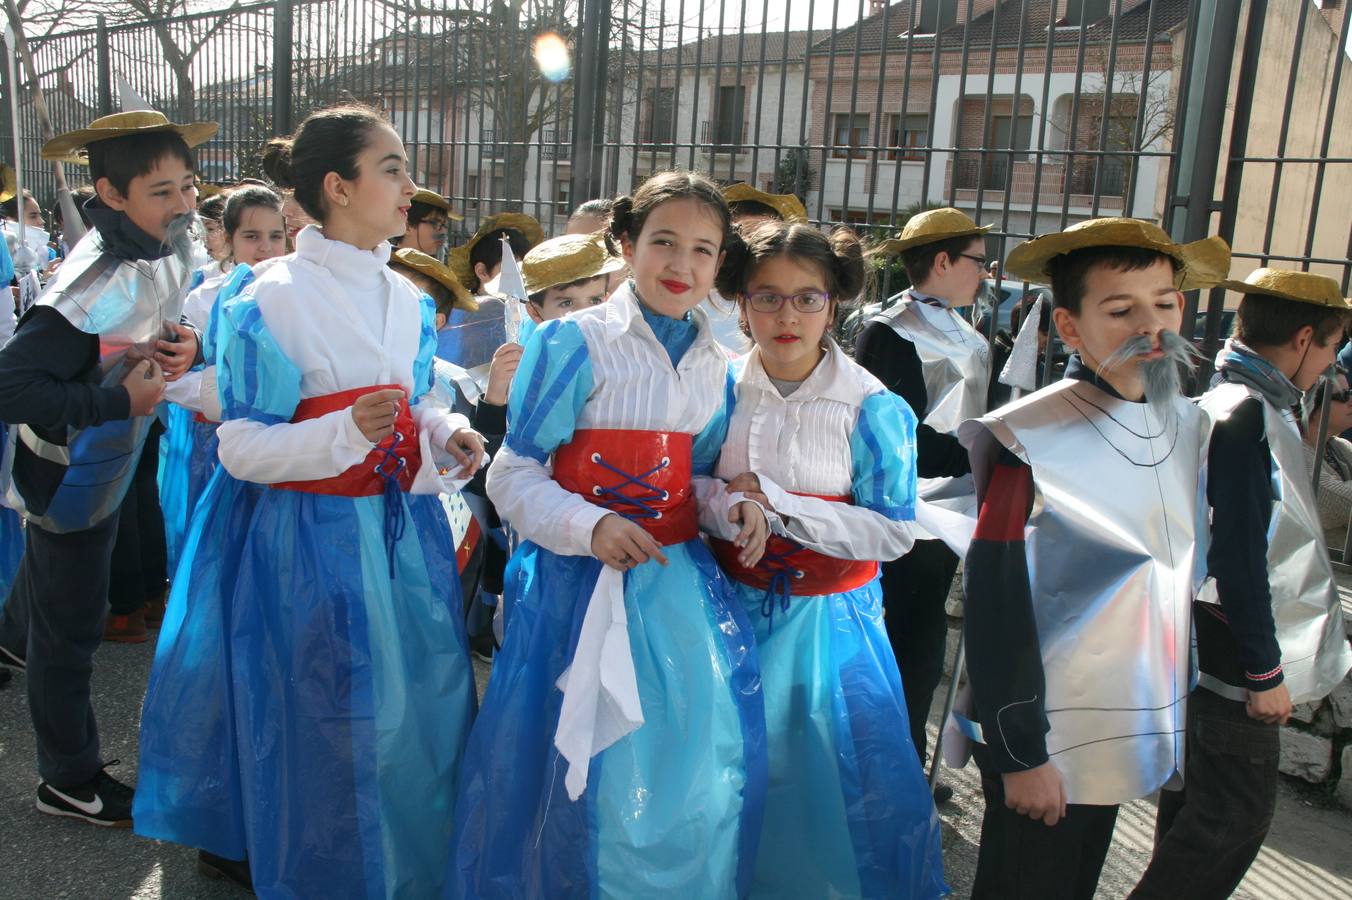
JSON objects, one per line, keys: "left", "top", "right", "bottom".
{"left": 838, "top": 0, "right": 867, "bottom": 221}
{"left": 880, "top": 0, "right": 921, "bottom": 299}
{"left": 1123, "top": 0, "right": 1159, "bottom": 219}
{"left": 993, "top": 0, "right": 1032, "bottom": 310}
{"left": 96, "top": 16, "right": 112, "bottom": 116}
{"left": 748, "top": 0, "right": 771, "bottom": 189}
{"left": 815, "top": 0, "right": 840, "bottom": 223}
{"left": 792, "top": 0, "right": 814, "bottom": 208}
{"left": 1301, "top": 6, "right": 1350, "bottom": 268}
{"left": 862, "top": 0, "right": 891, "bottom": 225}
{"left": 686, "top": 0, "right": 705, "bottom": 173}
{"left": 1257, "top": 0, "right": 1310, "bottom": 268}
{"left": 1160, "top": 0, "right": 1203, "bottom": 236}
{"left": 1056, "top": 12, "right": 1093, "bottom": 230}
{"left": 947, "top": 0, "right": 978, "bottom": 209}
{"left": 669, "top": 0, "right": 685, "bottom": 172}
{"left": 768, "top": 0, "right": 791, "bottom": 194}
{"left": 972, "top": 0, "right": 1000, "bottom": 269}
{"left": 1172, "top": 0, "right": 1243, "bottom": 342}
{"left": 273, "top": 0, "right": 293, "bottom": 136}
{"left": 1089, "top": 0, "right": 1124, "bottom": 217}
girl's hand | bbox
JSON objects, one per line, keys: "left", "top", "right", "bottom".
{"left": 726, "top": 471, "right": 771, "bottom": 511}
{"left": 729, "top": 500, "right": 769, "bottom": 567}
{"left": 591, "top": 513, "right": 669, "bottom": 571}
{"left": 445, "top": 427, "right": 486, "bottom": 476}
{"left": 155, "top": 322, "right": 200, "bottom": 381}
{"left": 350, "top": 388, "right": 406, "bottom": 443}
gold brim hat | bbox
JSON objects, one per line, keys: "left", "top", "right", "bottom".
{"left": 391, "top": 248, "right": 480, "bottom": 313}
{"left": 412, "top": 189, "right": 465, "bottom": 222}
{"left": 876, "top": 207, "right": 992, "bottom": 256}
{"left": 722, "top": 183, "right": 808, "bottom": 224}
{"left": 447, "top": 212, "right": 546, "bottom": 290}
{"left": 1219, "top": 267, "right": 1351, "bottom": 309}
{"left": 42, "top": 110, "right": 219, "bottom": 162}
{"left": 522, "top": 232, "right": 627, "bottom": 296}
{"left": 196, "top": 182, "right": 230, "bottom": 201}
{"left": 0, "top": 164, "right": 15, "bottom": 204}
{"left": 1004, "top": 217, "right": 1232, "bottom": 291}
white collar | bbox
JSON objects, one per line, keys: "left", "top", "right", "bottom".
{"left": 740, "top": 340, "right": 875, "bottom": 407}
{"left": 598, "top": 280, "right": 720, "bottom": 357}
{"left": 294, "top": 225, "right": 391, "bottom": 288}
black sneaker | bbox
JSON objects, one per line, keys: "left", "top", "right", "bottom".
{"left": 197, "top": 850, "right": 255, "bottom": 893}
{"left": 933, "top": 781, "right": 955, "bottom": 805}
{"left": 35, "top": 761, "right": 134, "bottom": 827}
{"left": 0, "top": 644, "right": 24, "bottom": 672}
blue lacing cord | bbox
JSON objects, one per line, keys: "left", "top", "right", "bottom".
{"left": 757, "top": 541, "right": 804, "bottom": 634}
{"left": 589, "top": 452, "right": 671, "bottom": 523}
{"left": 373, "top": 431, "right": 408, "bottom": 579}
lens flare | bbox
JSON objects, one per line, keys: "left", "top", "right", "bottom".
{"left": 533, "top": 32, "right": 572, "bottom": 83}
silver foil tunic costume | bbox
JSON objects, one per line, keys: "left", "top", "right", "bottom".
{"left": 958, "top": 378, "right": 1208, "bottom": 806}
{"left": 1, "top": 228, "right": 192, "bottom": 532}
{"left": 1197, "top": 382, "right": 1352, "bottom": 704}
{"left": 874, "top": 290, "right": 989, "bottom": 517}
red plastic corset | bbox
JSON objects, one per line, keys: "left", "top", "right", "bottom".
{"left": 272, "top": 384, "right": 421, "bottom": 497}
{"left": 711, "top": 492, "right": 879, "bottom": 596}
{"left": 552, "top": 429, "right": 699, "bottom": 546}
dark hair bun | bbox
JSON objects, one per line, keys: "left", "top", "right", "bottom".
{"left": 827, "top": 225, "right": 867, "bottom": 301}
{"left": 261, "top": 138, "right": 295, "bottom": 188}
{"left": 606, "top": 195, "right": 635, "bottom": 252}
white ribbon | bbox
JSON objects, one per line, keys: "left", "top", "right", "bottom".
{"left": 553, "top": 564, "right": 644, "bottom": 800}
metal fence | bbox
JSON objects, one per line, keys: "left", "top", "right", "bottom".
{"left": 2, "top": 0, "right": 1350, "bottom": 347}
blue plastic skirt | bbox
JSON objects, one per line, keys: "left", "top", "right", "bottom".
{"left": 734, "top": 578, "right": 948, "bottom": 899}
{"left": 449, "top": 540, "right": 767, "bottom": 899}
{"left": 135, "top": 473, "right": 477, "bottom": 899}
{"left": 157, "top": 403, "right": 220, "bottom": 577}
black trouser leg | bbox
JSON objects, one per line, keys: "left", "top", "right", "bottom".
{"left": 880, "top": 537, "right": 960, "bottom": 761}
{"left": 972, "top": 769, "right": 1120, "bottom": 900}
{"left": 1130, "top": 688, "right": 1279, "bottom": 900}
{"left": 8, "top": 516, "right": 120, "bottom": 787}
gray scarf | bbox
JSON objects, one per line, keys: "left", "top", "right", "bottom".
{"left": 1214, "top": 338, "right": 1304, "bottom": 411}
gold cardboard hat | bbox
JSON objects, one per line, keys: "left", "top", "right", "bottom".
{"left": 196, "top": 182, "right": 230, "bottom": 201}
{"left": 722, "top": 183, "right": 808, "bottom": 224}
{"left": 522, "top": 233, "right": 627, "bottom": 296}
{"left": 412, "top": 189, "right": 465, "bottom": 222}
{"left": 1220, "top": 267, "right": 1351, "bottom": 310}
{"left": 0, "top": 165, "right": 15, "bottom": 204}
{"left": 876, "top": 207, "right": 992, "bottom": 256}
{"left": 391, "top": 248, "right": 479, "bottom": 313}
{"left": 447, "top": 212, "right": 546, "bottom": 289}
{"left": 1004, "top": 217, "right": 1232, "bottom": 291}
{"left": 42, "top": 110, "right": 219, "bottom": 161}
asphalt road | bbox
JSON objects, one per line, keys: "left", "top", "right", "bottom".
{"left": 1, "top": 630, "right": 1350, "bottom": 899}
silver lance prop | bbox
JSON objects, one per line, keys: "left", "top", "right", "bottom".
{"left": 3, "top": 23, "right": 40, "bottom": 315}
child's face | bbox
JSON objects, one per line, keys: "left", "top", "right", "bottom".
{"left": 740, "top": 254, "right": 834, "bottom": 380}
{"left": 1053, "top": 257, "right": 1183, "bottom": 378}
{"left": 1293, "top": 327, "right": 1342, "bottom": 391}
{"left": 528, "top": 276, "right": 608, "bottom": 323}
{"left": 230, "top": 205, "right": 287, "bottom": 266}
{"left": 620, "top": 197, "right": 725, "bottom": 317}
{"left": 98, "top": 153, "right": 197, "bottom": 241}
{"left": 324, "top": 124, "right": 417, "bottom": 248}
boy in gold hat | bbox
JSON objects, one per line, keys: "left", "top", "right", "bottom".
{"left": 0, "top": 109, "right": 214, "bottom": 827}
{"left": 396, "top": 188, "right": 461, "bottom": 260}
{"left": 956, "top": 217, "right": 1228, "bottom": 898}
{"left": 853, "top": 206, "right": 993, "bottom": 802}
{"left": 1133, "top": 269, "right": 1352, "bottom": 898}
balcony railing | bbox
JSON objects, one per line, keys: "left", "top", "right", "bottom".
{"left": 951, "top": 153, "right": 1130, "bottom": 200}
{"left": 700, "top": 119, "right": 746, "bottom": 153}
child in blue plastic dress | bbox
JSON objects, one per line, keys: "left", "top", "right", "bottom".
{"left": 450, "top": 171, "right": 771, "bottom": 899}
{"left": 159, "top": 184, "right": 286, "bottom": 575}
{"left": 133, "top": 104, "right": 485, "bottom": 898}
{"left": 710, "top": 221, "right": 947, "bottom": 898}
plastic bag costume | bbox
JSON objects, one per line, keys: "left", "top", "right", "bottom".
{"left": 449, "top": 285, "right": 767, "bottom": 899}
{"left": 134, "top": 232, "right": 477, "bottom": 899}
{"left": 709, "top": 345, "right": 947, "bottom": 899}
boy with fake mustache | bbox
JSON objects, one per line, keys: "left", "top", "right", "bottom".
{"left": 953, "top": 218, "right": 1230, "bottom": 899}
{"left": 1132, "top": 269, "right": 1352, "bottom": 899}
{"left": 0, "top": 111, "right": 213, "bottom": 827}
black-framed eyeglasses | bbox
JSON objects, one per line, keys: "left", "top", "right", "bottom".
{"left": 420, "top": 218, "right": 450, "bottom": 233}
{"left": 744, "top": 291, "right": 831, "bottom": 314}
{"left": 956, "top": 253, "right": 989, "bottom": 268}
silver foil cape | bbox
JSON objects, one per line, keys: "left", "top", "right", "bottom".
{"left": 960, "top": 379, "right": 1208, "bottom": 806}
{"left": 1197, "top": 382, "right": 1352, "bottom": 704}
{"left": 2, "top": 228, "right": 191, "bottom": 532}
{"left": 874, "top": 291, "right": 989, "bottom": 518}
